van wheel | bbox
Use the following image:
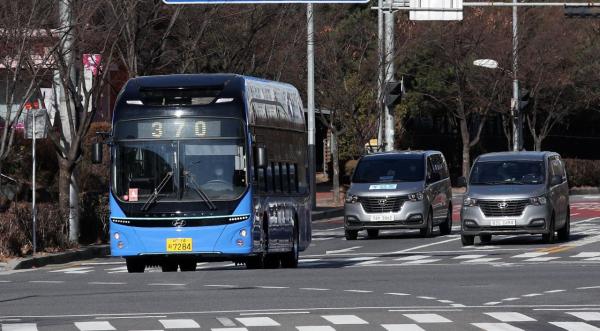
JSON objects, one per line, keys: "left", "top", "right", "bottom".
{"left": 557, "top": 209, "right": 570, "bottom": 242}
{"left": 367, "top": 229, "right": 379, "bottom": 238}
{"left": 542, "top": 215, "right": 556, "bottom": 244}
{"left": 179, "top": 261, "right": 197, "bottom": 272}
{"left": 480, "top": 234, "right": 492, "bottom": 244}
{"left": 126, "top": 258, "right": 145, "bottom": 273}
{"left": 461, "top": 235, "right": 475, "bottom": 246}
{"left": 420, "top": 211, "right": 434, "bottom": 238}
{"left": 440, "top": 205, "right": 452, "bottom": 235}
{"left": 161, "top": 261, "right": 178, "bottom": 272}
{"left": 345, "top": 229, "right": 358, "bottom": 240}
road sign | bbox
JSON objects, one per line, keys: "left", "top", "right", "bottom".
{"left": 164, "top": 0, "right": 369, "bottom": 3}
{"left": 409, "top": 0, "right": 463, "bottom": 20}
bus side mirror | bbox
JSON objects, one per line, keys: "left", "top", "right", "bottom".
{"left": 254, "top": 146, "right": 267, "bottom": 169}
{"left": 457, "top": 176, "right": 467, "bottom": 187}
{"left": 92, "top": 143, "right": 103, "bottom": 164}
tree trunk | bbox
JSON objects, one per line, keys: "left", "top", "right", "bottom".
{"left": 459, "top": 118, "right": 471, "bottom": 179}
{"left": 58, "top": 157, "right": 78, "bottom": 244}
{"left": 534, "top": 136, "right": 542, "bottom": 152}
{"left": 331, "top": 131, "right": 340, "bottom": 204}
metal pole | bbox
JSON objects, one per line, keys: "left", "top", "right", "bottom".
{"left": 377, "top": 0, "right": 384, "bottom": 151}
{"left": 32, "top": 109, "right": 37, "bottom": 256}
{"left": 512, "top": 0, "right": 520, "bottom": 151}
{"left": 384, "top": 10, "right": 395, "bottom": 152}
{"left": 307, "top": 4, "right": 316, "bottom": 209}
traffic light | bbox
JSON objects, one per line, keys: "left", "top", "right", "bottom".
{"left": 564, "top": 5, "right": 600, "bottom": 18}
{"left": 385, "top": 80, "right": 404, "bottom": 109}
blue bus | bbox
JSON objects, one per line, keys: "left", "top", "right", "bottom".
{"left": 100, "top": 74, "right": 311, "bottom": 272}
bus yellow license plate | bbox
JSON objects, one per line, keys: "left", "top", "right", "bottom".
{"left": 166, "top": 238, "right": 192, "bottom": 252}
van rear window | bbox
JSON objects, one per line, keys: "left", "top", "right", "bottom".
{"left": 352, "top": 157, "right": 424, "bottom": 183}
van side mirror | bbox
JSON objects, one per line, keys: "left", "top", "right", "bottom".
{"left": 550, "top": 175, "right": 562, "bottom": 186}
{"left": 457, "top": 176, "right": 467, "bottom": 187}
{"left": 254, "top": 145, "right": 267, "bottom": 169}
{"left": 92, "top": 143, "right": 103, "bottom": 164}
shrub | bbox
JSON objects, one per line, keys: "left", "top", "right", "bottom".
{"left": 564, "top": 159, "right": 600, "bottom": 187}
{"left": 0, "top": 202, "right": 70, "bottom": 258}
{"left": 79, "top": 193, "right": 109, "bottom": 245}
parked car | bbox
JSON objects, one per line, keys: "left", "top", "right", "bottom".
{"left": 344, "top": 151, "right": 453, "bottom": 240}
{"left": 459, "top": 151, "right": 570, "bottom": 245}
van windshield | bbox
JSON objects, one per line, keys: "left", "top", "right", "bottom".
{"left": 352, "top": 157, "right": 425, "bottom": 183}
{"left": 470, "top": 161, "right": 545, "bottom": 185}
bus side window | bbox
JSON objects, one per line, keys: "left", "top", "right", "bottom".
{"left": 281, "top": 162, "right": 289, "bottom": 193}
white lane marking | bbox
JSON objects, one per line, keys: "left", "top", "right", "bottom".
{"left": 523, "top": 257, "right": 560, "bottom": 262}
{"left": 299, "top": 259, "right": 322, "bottom": 263}
{"left": 204, "top": 285, "right": 235, "bottom": 288}
{"left": 484, "top": 302, "right": 501, "bottom": 306}
{"left": 451, "top": 304, "right": 466, "bottom": 307}
{"left": 572, "top": 252, "right": 600, "bottom": 258}
{"left": 300, "top": 288, "right": 329, "bottom": 291}
{"left": 437, "top": 300, "right": 454, "bottom": 304}
{"left": 326, "top": 246, "right": 362, "bottom": 254}
{"left": 382, "top": 324, "right": 426, "bottom": 331}
{"left": 568, "top": 312, "right": 600, "bottom": 321}
{"left": 94, "top": 315, "right": 165, "bottom": 320}
{"left": 212, "top": 328, "right": 248, "bottom": 331}
{"left": 343, "top": 257, "right": 376, "bottom": 262}
{"left": 503, "top": 298, "right": 520, "bottom": 301}
{"left": 472, "top": 323, "right": 525, "bottom": 331}
{"left": 385, "top": 292, "right": 410, "bottom": 296}
{"left": 353, "top": 260, "right": 382, "bottom": 266}
{"left": 522, "top": 293, "right": 542, "bottom": 297}
{"left": 550, "top": 321, "right": 600, "bottom": 330}
{"left": 462, "top": 258, "right": 502, "bottom": 263}
{"left": 105, "top": 266, "right": 128, "bottom": 272}
{"left": 486, "top": 312, "right": 536, "bottom": 322}
{"left": 394, "top": 237, "right": 460, "bottom": 253}
{"left": 88, "top": 282, "right": 126, "bottom": 285}
{"left": 321, "top": 315, "right": 368, "bottom": 325}
{"left": 344, "top": 290, "right": 373, "bottom": 293}
{"left": 81, "top": 262, "right": 123, "bottom": 266}
{"left": 239, "top": 312, "right": 309, "bottom": 316}
{"left": 236, "top": 317, "right": 280, "bottom": 327}
{"left": 584, "top": 257, "right": 600, "bottom": 261}
{"left": 453, "top": 254, "right": 487, "bottom": 259}
{"left": 403, "top": 313, "right": 452, "bottom": 323}
{"left": 417, "top": 296, "right": 436, "bottom": 300}
{"left": 403, "top": 259, "right": 441, "bottom": 265}
{"left": 511, "top": 252, "right": 548, "bottom": 258}
{"left": 159, "top": 319, "right": 200, "bottom": 329}
{"left": 28, "top": 281, "right": 64, "bottom": 284}
{"left": 577, "top": 286, "right": 600, "bottom": 290}
{"left": 312, "top": 237, "right": 334, "bottom": 241}
{"left": 74, "top": 321, "right": 116, "bottom": 331}
{"left": 545, "top": 289, "right": 566, "bottom": 293}
{"left": 50, "top": 267, "right": 95, "bottom": 274}
{"left": 296, "top": 327, "right": 336, "bottom": 331}
{"left": 148, "top": 283, "right": 186, "bottom": 286}
{"left": 257, "top": 286, "right": 288, "bottom": 289}
{"left": 1, "top": 323, "right": 38, "bottom": 331}
{"left": 394, "top": 255, "right": 431, "bottom": 261}
{"left": 216, "top": 317, "right": 236, "bottom": 326}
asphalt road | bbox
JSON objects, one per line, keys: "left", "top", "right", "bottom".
{"left": 2, "top": 195, "right": 600, "bottom": 331}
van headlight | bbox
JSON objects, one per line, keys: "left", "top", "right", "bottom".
{"left": 463, "top": 197, "right": 478, "bottom": 207}
{"left": 408, "top": 192, "right": 424, "bottom": 201}
{"left": 529, "top": 196, "right": 547, "bottom": 206}
{"left": 345, "top": 194, "right": 358, "bottom": 203}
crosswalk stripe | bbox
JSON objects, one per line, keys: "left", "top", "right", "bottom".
{"left": 453, "top": 254, "right": 487, "bottom": 259}
{"left": 571, "top": 252, "right": 600, "bottom": 258}
{"left": 382, "top": 324, "right": 426, "bottom": 331}
{"left": 394, "top": 255, "right": 431, "bottom": 261}
{"left": 321, "top": 315, "right": 368, "bottom": 325}
{"left": 523, "top": 257, "right": 561, "bottom": 262}
{"left": 1, "top": 323, "right": 38, "bottom": 331}
{"left": 511, "top": 252, "right": 548, "bottom": 258}
{"left": 403, "top": 259, "right": 441, "bottom": 264}
{"left": 159, "top": 319, "right": 200, "bottom": 329}
{"left": 472, "top": 322, "right": 525, "bottom": 331}
{"left": 50, "top": 267, "right": 95, "bottom": 274}
{"left": 236, "top": 317, "right": 280, "bottom": 327}
{"left": 567, "top": 312, "right": 600, "bottom": 321}
{"left": 216, "top": 317, "right": 237, "bottom": 327}
{"left": 403, "top": 314, "right": 452, "bottom": 323}
{"left": 485, "top": 312, "right": 536, "bottom": 322}
{"left": 74, "top": 321, "right": 116, "bottom": 331}
{"left": 296, "top": 327, "right": 336, "bottom": 331}
{"left": 550, "top": 322, "right": 600, "bottom": 330}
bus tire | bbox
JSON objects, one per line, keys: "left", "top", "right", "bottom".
{"left": 179, "top": 261, "right": 197, "bottom": 272}
{"left": 245, "top": 255, "right": 265, "bottom": 269}
{"left": 161, "top": 261, "right": 178, "bottom": 272}
{"left": 126, "top": 258, "right": 145, "bottom": 273}
{"left": 281, "top": 223, "right": 299, "bottom": 268}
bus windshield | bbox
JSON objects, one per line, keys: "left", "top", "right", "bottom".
{"left": 113, "top": 117, "right": 247, "bottom": 203}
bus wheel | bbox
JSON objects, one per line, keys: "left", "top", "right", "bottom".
{"left": 281, "top": 227, "right": 299, "bottom": 268}
{"left": 246, "top": 255, "right": 265, "bottom": 269}
{"left": 161, "top": 261, "right": 178, "bottom": 272}
{"left": 179, "top": 261, "right": 197, "bottom": 272}
{"left": 264, "top": 254, "right": 280, "bottom": 269}
{"left": 126, "top": 258, "right": 145, "bottom": 273}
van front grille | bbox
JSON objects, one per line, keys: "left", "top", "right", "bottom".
{"left": 479, "top": 199, "right": 529, "bottom": 217}
{"left": 359, "top": 196, "right": 406, "bottom": 213}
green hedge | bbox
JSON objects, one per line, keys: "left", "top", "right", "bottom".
{"left": 564, "top": 159, "right": 600, "bottom": 188}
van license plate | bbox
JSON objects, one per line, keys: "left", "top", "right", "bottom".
{"left": 490, "top": 220, "right": 516, "bottom": 226}
{"left": 166, "top": 238, "right": 192, "bottom": 252}
{"left": 371, "top": 215, "right": 394, "bottom": 222}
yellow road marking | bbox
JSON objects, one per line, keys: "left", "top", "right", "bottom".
{"left": 537, "top": 245, "right": 576, "bottom": 254}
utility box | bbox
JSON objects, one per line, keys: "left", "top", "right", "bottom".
{"left": 410, "top": 0, "right": 463, "bottom": 21}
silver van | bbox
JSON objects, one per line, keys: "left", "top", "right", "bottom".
{"left": 344, "top": 151, "right": 453, "bottom": 240}
{"left": 459, "top": 151, "right": 570, "bottom": 245}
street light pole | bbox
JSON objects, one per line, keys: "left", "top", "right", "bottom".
{"left": 307, "top": 4, "right": 316, "bottom": 209}
{"left": 384, "top": 10, "right": 395, "bottom": 152}
{"left": 512, "top": 0, "right": 521, "bottom": 151}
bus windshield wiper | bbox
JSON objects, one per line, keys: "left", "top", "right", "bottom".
{"left": 184, "top": 171, "right": 217, "bottom": 210}
{"left": 140, "top": 171, "right": 173, "bottom": 211}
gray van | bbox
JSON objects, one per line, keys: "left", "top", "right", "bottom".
{"left": 344, "top": 151, "right": 453, "bottom": 240}
{"left": 459, "top": 151, "right": 570, "bottom": 245}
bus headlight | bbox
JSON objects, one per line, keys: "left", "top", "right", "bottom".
{"left": 239, "top": 229, "right": 248, "bottom": 237}
{"left": 113, "top": 232, "right": 121, "bottom": 240}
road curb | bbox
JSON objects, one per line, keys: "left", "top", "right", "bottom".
{"left": 312, "top": 208, "right": 343, "bottom": 221}
{"left": 6, "top": 245, "right": 110, "bottom": 270}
